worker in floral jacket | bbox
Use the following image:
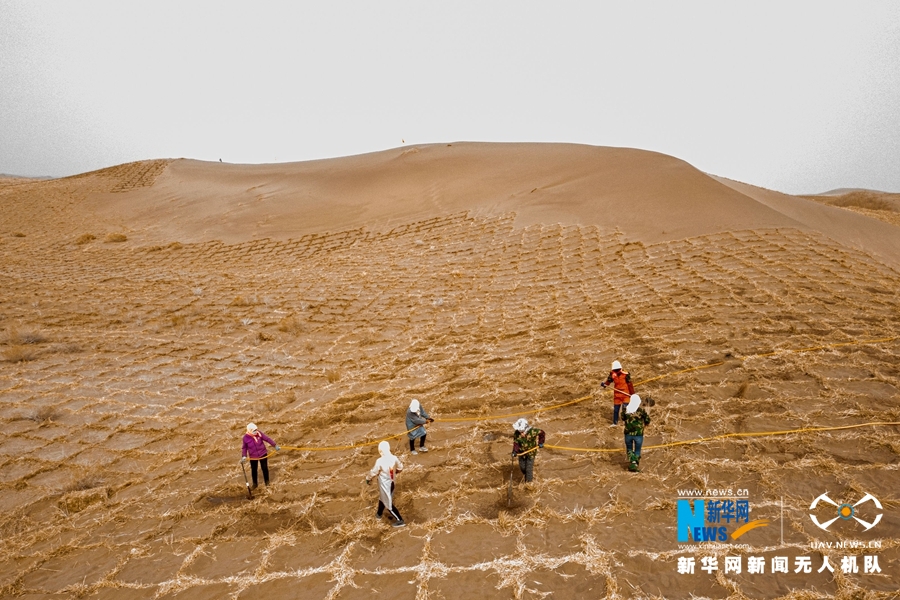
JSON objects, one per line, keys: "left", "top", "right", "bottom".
{"left": 512, "top": 418, "right": 545, "bottom": 483}
{"left": 622, "top": 394, "right": 653, "bottom": 472}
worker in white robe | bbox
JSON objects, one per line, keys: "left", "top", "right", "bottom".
{"left": 366, "top": 440, "right": 406, "bottom": 527}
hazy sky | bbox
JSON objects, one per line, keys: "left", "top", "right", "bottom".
{"left": 2, "top": 2, "right": 898, "bottom": 193}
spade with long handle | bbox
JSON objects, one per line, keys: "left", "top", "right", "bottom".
{"left": 240, "top": 460, "right": 253, "bottom": 500}
{"left": 507, "top": 454, "right": 515, "bottom": 507}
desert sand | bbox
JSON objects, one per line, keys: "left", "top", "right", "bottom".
{"left": 1, "top": 143, "right": 898, "bottom": 599}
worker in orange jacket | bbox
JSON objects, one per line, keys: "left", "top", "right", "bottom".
{"left": 601, "top": 360, "right": 634, "bottom": 426}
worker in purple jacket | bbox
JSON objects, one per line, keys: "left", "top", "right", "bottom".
{"left": 240, "top": 423, "right": 280, "bottom": 489}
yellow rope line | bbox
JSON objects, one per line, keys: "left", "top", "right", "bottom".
{"left": 244, "top": 427, "right": 422, "bottom": 458}
{"left": 268, "top": 335, "right": 898, "bottom": 453}
{"left": 434, "top": 394, "right": 593, "bottom": 423}
{"left": 272, "top": 426, "right": 420, "bottom": 453}
{"left": 545, "top": 421, "right": 900, "bottom": 454}
{"left": 634, "top": 362, "right": 725, "bottom": 386}
{"left": 434, "top": 335, "right": 899, "bottom": 424}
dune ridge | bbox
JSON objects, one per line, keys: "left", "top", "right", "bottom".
{"left": 1, "top": 143, "right": 898, "bottom": 599}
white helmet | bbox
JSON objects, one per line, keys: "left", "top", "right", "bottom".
{"left": 612, "top": 360, "right": 622, "bottom": 371}
{"left": 378, "top": 440, "right": 391, "bottom": 457}
{"left": 513, "top": 418, "right": 529, "bottom": 432}
{"left": 625, "top": 394, "right": 641, "bottom": 414}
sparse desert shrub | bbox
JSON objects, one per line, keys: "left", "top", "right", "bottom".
{"left": 104, "top": 233, "right": 128, "bottom": 243}
{"left": 0, "top": 507, "right": 37, "bottom": 546}
{"left": 24, "top": 332, "right": 47, "bottom": 345}
{"left": 256, "top": 331, "right": 274, "bottom": 343}
{"left": 59, "top": 486, "right": 109, "bottom": 513}
{"left": 263, "top": 390, "right": 295, "bottom": 412}
{"left": 325, "top": 369, "right": 341, "bottom": 383}
{"left": 167, "top": 241, "right": 183, "bottom": 250}
{"left": 28, "top": 405, "right": 57, "bottom": 423}
{"left": 12, "top": 231, "right": 26, "bottom": 237}
{"left": 231, "top": 296, "right": 257, "bottom": 307}
{"left": 169, "top": 314, "right": 186, "bottom": 328}
{"left": 277, "top": 315, "right": 303, "bottom": 335}
{"left": 4, "top": 327, "right": 48, "bottom": 345}
{"left": 2, "top": 345, "right": 38, "bottom": 363}
{"left": 75, "top": 233, "right": 96, "bottom": 245}
{"left": 64, "top": 475, "right": 104, "bottom": 493}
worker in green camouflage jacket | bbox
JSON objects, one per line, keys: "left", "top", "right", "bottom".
{"left": 512, "top": 418, "right": 545, "bottom": 483}
{"left": 622, "top": 394, "right": 652, "bottom": 472}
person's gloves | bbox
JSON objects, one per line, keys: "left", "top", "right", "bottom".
{"left": 427, "top": 418, "right": 435, "bottom": 423}
{"left": 366, "top": 479, "right": 371, "bottom": 485}
{"left": 511, "top": 451, "right": 517, "bottom": 458}
{"left": 240, "top": 456, "right": 247, "bottom": 464}
{"left": 539, "top": 444, "right": 544, "bottom": 448}
{"left": 275, "top": 446, "right": 281, "bottom": 452}
{"left": 600, "top": 382, "right": 607, "bottom": 388}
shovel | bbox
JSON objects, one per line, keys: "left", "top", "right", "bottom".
{"left": 507, "top": 455, "right": 515, "bottom": 507}
{"left": 240, "top": 460, "right": 253, "bottom": 500}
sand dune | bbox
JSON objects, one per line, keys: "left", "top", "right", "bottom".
{"left": 1, "top": 144, "right": 898, "bottom": 599}
{"left": 73, "top": 144, "right": 808, "bottom": 243}
{"left": 713, "top": 177, "right": 900, "bottom": 267}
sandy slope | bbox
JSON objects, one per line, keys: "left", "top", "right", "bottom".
{"left": 1, "top": 144, "right": 899, "bottom": 599}
{"left": 712, "top": 177, "right": 900, "bottom": 268}
{"left": 77, "top": 143, "right": 805, "bottom": 246}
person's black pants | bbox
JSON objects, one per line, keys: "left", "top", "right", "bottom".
{"left": 251, "top": 457, "right": 269, "bottom": 487}
{"left": 376, "top": 481, "right": 403, "bottom": 521}
{"left": 409, "top": 434, "right": 426, "bottom": 452}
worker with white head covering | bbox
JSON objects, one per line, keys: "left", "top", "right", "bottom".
{"left": 622, "top": 394, "right": 653, "bottom": 472}
{"left": 601, "top": 360, "right": 635, "bottom": 426}
{"left": 512, "top": 418, "right": 545, "bottom": 483}
{"left": 240, "top": 423, "right": 280, "bottom": 489}
{"left": 405, "top": 398, "right": 434, "bottom": 455}
{"left": 366, "top": 440, "right": 406, "bottom": 527}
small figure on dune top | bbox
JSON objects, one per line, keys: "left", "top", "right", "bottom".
{"left": 240, "top": 423, "right": 280, "bottom": 489}
{"left": 622, "top": 394, "right": 653, "bottom": 472}
{"left": 406, "top": 398, "right": 434, "bottom": 455}
{"left": 601, "top": 360, "right": 634, "bottom": 426}
{"left": 512, "top": 418, "right": 545, "bottom": 483}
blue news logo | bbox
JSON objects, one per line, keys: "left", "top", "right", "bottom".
{"left": 677, "top": 495, "right": 768, "bottom": 542}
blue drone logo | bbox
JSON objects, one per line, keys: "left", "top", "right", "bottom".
{"left": 809, "top": 493, "right": 882, "bottom": 531}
